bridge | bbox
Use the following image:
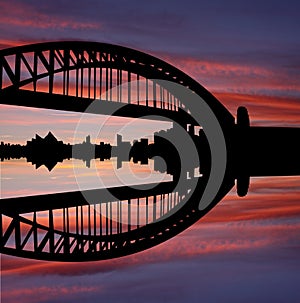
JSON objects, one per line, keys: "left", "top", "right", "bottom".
{"left": 0, "top": 41, "right": 300, "bottom": 261}
{"left": 0, "top": 41, "right": 232, "bottom": 124}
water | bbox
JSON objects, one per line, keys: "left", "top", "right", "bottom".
{"left": 0, "top": 157, "right": 171, "bottom": 198}
{"left": 0, "top": 104, "right": 173, "bottom": 198}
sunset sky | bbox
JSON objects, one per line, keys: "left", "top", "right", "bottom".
{"left": 1, "top": 0, "right": 300, "bottom": 302}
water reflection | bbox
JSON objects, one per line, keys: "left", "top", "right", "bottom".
{"left": 0, "top": 157, "right": 172, "bottom": 198}
{"left": 1, "top": 126, "right": 198, "bottom": 198}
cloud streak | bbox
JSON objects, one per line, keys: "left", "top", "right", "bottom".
{"left": 0, "top": 1, "right": 102, "bottom": 31}
{"left": 158, "top": 55, "right": 300, "bottom": 99}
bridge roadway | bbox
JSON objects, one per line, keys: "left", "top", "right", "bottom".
{"left": 0, "top": 88, "right": 199, "bottom": 127}
{"left": 0, "top": 181, "right": 177, "bottom": 215}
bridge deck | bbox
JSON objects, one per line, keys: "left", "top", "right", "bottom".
{"left": 0, "top": 181, "right": 177, "bottom": 215}
{"left": 0, "top": 89, "right": 197, "bottom": 125}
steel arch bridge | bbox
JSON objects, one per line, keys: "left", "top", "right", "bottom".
{"left": 0, "top": 41, "right": 233, "bottom": 123}
{"left": 0, "top": 41, "right": 237, "bottom": 261}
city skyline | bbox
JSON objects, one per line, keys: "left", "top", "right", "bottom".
{"left": 1, "top": 132, "right": 112, "bottom": 170}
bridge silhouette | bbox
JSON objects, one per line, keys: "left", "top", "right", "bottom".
{"left": 0, "top": 41, "right": 300, "bottom": 261}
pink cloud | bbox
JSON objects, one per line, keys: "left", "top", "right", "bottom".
{"left": 156, "top": 54, "right": 300, "bottom": 98}
{"left": 0, "top": 1, "right": 102, "bottom": 30}
{"left": 201, "top": 177, "right": 300, "bottom": 224}
{"left": 1, "top": 285, "right": 100, "bottom": 303}
{"left": 214, "top": 92, "right": 300, "bottom": 126}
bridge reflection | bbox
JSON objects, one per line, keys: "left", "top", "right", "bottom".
{"left": 0, "top": 179, "right": 207, "bottom": 261}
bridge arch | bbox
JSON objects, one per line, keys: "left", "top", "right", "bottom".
{"left": 0, "top": 41, "right": 233, "bottom": 124}
{"left": 0, "top": 41, "right": 235, "bottom": 261}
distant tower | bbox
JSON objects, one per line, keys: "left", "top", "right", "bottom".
{"left": 86, "top": 135, "right": 91, "bottom": 144}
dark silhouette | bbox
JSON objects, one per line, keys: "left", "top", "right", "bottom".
{"left": 0, "top": 132, "right": 111, "bottom": 171}
{"left": 0, "top": 41, "right": 299, "bottom": 262}
{"left": 0, "top": 127, "right": 204, "bottom": 183}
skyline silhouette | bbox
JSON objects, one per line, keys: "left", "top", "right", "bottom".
{"left": 0, "top": 131, "right": 111, "bottom": 171}
{"left": 0, "top": 128, "right": 202, "bottom": 180}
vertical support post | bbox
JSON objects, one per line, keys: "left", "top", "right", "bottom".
{"left": 63, "top": 208, "right": 66, "bottom": 233}
{"left": 88, "top": 55, "right": 91, "bottom": 99}
{"left": 66, "top": 68, "right": 69, "bottom": 96}
{"left": 33, "top": 52, "right": 38, "bottom": 92}
{"left": 99, "top": 204, "right": 102, "bottom": 251}
{"left": 14, "top": 217, "right": 21, "bottom": 250}
{"left": 128, "top": 199, "right": 131, "bottom": 231}
{"left": 106, "top": 203, "right": 109, "bottom": 236}
{"left": 117, "top": 68, "right": 120, "bottom": 102}
{"left": 137, "top": 74, "right": 140, "bottom": 105}
{"left": 120, "top": 69, "right": 122, "bottom": 103}
{"left": 146, "top": 78, "right": 149, "bottom": 107}
{"left": 117, "top": 201, "right": 120, "bottom": 234}
{"left": 153, "top": 80, "right": 157, "bottom": 108}
{"left": 94, "top": 205, "right": 97, "bottom": 236}
{"left": 146, "top": 196, "right": 149, "bottom": 225}
{"left": 76, "top": 57, "right": 79, "bottom": 97}
{"left": 137, "top": 198, "right": 140, "bottom": 228}
{"left": 63, "top": 50, "right": 68, "bottom": 95}
{"left": 88, "top": 204, "right": 91, "bottom": 250}
{"left": 49, "top": 49, "right": 54, "bottom": 94}
{"left": 109, "top": 65, "right": 112, "bottom": 101}
{"left": 76, "top": 206, "right": 79, "bottom": 235}
{"left": 49, "top": 209, "right": 54, "bottom": 253}
{"left": 93, "top": 63, "right": 97, "bottom": 99}
{"left": 99, "top": 204, "right": 102, "bottom": 238}
{"left": 88, "top": 204, "right": 91, "bottom": 237}
{"left": 153, "top": 195, "right": 157, "bottom": 222}
{"left": 33, "top": 212, "right": 38, "bottom": 251}
{"left": 160, "top": 194, "right": 163, "bottom": 217}
{"left": 80, "top": 206, "right": 84, "bottom": 252}
{"left": 63, "top": 68, "right": 66, "bottom": 95}
{"left": 15, "top": 53, "right": 21, "bottom": 85}
{"left": 105, "top": 66, "right": 108, "bottom": 101}
{"left": 99, "top": 66, "right": 102, "bottom": 100}
{"left": 80, "top": 52, "right": 84, "bottom": 98}
{"left": 128, "top": 71, "right": 131, "bottom": 103}
{"left": 110, "top": 202, "right": 113, "bottom": 237}
{"left": 119, "top": 201, "right": 123, "bottom": 234}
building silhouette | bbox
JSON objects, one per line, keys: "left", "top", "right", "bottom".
{"left": 0, "top": 132, "right": 111, "bottom": 171}
{"left": 0, "top": 127, "right": 199, "bottom": 181}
